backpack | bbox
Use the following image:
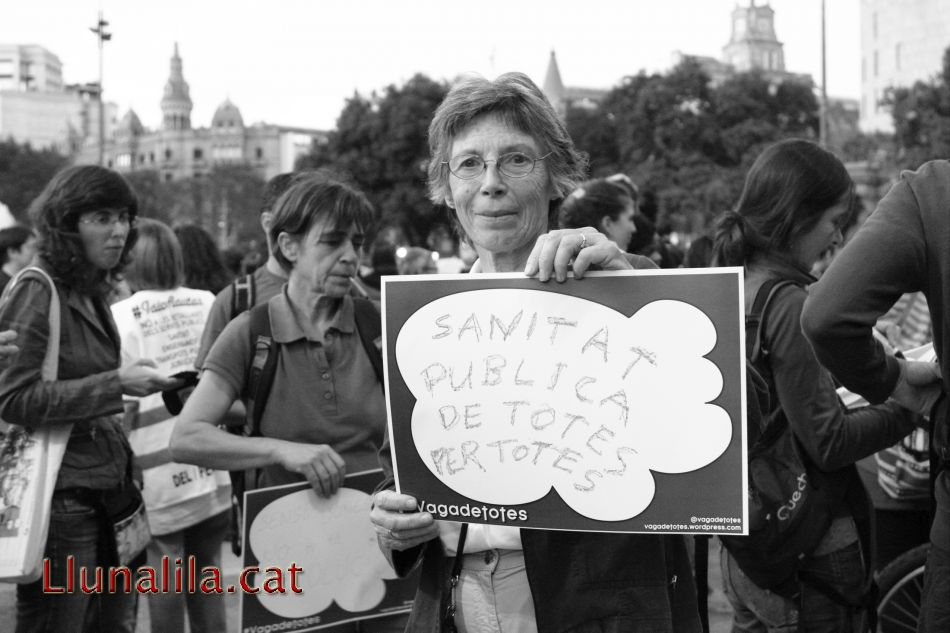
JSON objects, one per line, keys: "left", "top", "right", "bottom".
{"left": 226, "top": 296, "right": 384, "bottom": 555}
{"left": 720, "top": 278, "right": 843, "bottom": 598}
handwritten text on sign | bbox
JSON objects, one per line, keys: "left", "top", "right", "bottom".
{"left": 395, "top": 288, "right": 732, "bottom": 522}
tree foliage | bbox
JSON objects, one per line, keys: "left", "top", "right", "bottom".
{"left": 297, "top": 74, "right": 448, "bottom": 243}
{"left": 125, "top": 165, "right": 265, "bottom": 249}
{"left": 567, "top": 60, "right": 819, "bottom": 235}
{"left": 0, "top": 140, "right": 69, "bottom": 222}
{"left": 886, "top": 46, "right": 950, "bottom": 170}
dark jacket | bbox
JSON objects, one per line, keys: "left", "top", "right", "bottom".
{"left": 0, "top": 264, "right": 131, "bottom": 491}
{"left": 802, "top": 159, "right": 950, "bottom": 547}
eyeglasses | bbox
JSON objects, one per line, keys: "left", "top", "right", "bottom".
{"left": 443, "top": 151, "right": 552, "bottom": 180}
{"left": 79, "top": 211, "right": 134, "bottom": 229}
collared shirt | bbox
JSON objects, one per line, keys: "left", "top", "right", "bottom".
{"left": 203, "top": 286, "right": 385, "bottom": 488}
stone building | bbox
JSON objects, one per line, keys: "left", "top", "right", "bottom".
{"left": 77, "top": 44, "right": 326, "bottom": 181}
{"left": 0, "top": 43, "right": 116, "bottom": 153}
{"left": 860, "top": 0, "right": 950, "bottom": 132}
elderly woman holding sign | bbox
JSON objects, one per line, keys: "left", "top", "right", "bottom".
{"left": 370, "top": 73, "right": 702, "bottom": 633}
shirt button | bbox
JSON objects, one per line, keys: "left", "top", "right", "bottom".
{"left": 323, "top": 392, "right": 333, "bottom": 400}
{"left": 322, "top": 373, "right": 330, "bottom": 380}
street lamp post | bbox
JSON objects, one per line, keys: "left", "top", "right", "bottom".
{"left": 89, "top": 12, "right": 111, "bottom": 166}
{"left": 819, "top": 0, "right": 829, "bottom": 146}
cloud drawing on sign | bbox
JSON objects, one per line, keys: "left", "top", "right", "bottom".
{"left": 248, "top": 488, "right": 397, "bottom": 618}
{"left": 396, "top": 288, "right": 731, "bottom": 521}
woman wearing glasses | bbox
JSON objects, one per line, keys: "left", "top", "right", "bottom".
{"left": 0, "top": 165, "right": 179, "bottom": 633}
{"left": 370, "top": 73, "right": 702, "bottom": 633}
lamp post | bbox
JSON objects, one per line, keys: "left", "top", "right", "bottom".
{"left": 819, "top": 0, "right": 829, "bottom": 146}
{"left": 89, "top": 12, "right": 111, "bottom": 166}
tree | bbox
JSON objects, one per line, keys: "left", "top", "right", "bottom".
{"left": 886, "top": 45, "right": 950, "bottom": 170}
{"left": 298, "top": 74, "right": 448, "bottom": 243}
{"left": 584, "top": 61, "right": 820, "bottom": 235}
{"left": 0, "top": 140, "right": 69, "bottom": 222}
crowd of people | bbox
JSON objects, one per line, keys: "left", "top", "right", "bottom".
{"left": 0, "top": 70, "right": 946, "bottom": 633}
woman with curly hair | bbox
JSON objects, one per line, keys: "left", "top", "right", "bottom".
{"left": 0, "top": 165, "right": 179, "bottom": 633}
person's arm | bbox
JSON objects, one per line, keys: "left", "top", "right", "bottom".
{"left": 768, "top": 286, "right": 915, "bottom": 470}
{"left": 802, "top": 175, "right": 927, "bottom": 403}
{"left": 0, "top": 277, "right": 124, "bottom": 426}
{"left": 170, "top": 315, "right": 346, "bottom": 496}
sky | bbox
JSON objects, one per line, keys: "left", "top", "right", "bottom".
{"left": 1, "top": 0, "right": 861, "bottom": 131}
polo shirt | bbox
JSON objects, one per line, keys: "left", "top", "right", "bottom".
{"left": 202, "top": 287, "right": 385, "bottom": 488}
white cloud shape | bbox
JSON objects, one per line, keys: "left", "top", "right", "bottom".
{"left": 248, "top": 488, "right": 397, "bottom": 618}
{"left": 396, "top": 289, "right": 731, "bottom": 521}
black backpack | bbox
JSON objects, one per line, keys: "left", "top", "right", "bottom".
{"left": 720, "top": 278, "right": 844, "bottom": 597}
{"left": 226, "top": 297, "right": 384, "bottom": 555}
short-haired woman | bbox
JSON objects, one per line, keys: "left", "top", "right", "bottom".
{"left": 169, "top": 176, "right": 404, "bottom": 632}
{"left": 0, "top": 165, "right": 178, "bottom": 633}
{"left": 371, "top": 73, "right": 702, "bottom": 633}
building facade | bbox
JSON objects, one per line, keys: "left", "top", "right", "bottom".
{"left": 860, "top": 0, "right": 950, "bottom": 132}
{"left": 0, "top": 44, "right": 116, "bottom": 153}
{"left": 77, "top": 44, "right": 326, "bottom": 182}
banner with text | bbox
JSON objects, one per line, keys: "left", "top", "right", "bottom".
{"left": 383, "top": 269, "right": 748, "bottom": 535}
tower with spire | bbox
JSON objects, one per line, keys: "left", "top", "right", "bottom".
{"left": 722, "top": 1, "right": 785, "bottom": 74}
{"left": 161, "top": 43, "right": 193, "bottom": 131}
{"left": 542, "top": 51, "right": 566, "bottom": 118}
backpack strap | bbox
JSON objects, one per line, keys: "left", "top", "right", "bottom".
{"left": 352, "top": 297, "right": 384, "bottom": 387}
{"left": 746, "top": 278, "right": 797, "bottom": 363}
{"left": 244, "top": 301, "right": 278, "bottom": 438}
{"left": 230, "top": 273, "right": 256, "bottom": 320}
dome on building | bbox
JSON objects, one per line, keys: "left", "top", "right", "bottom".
{"left": 117, "top": 109, "right": 145, "bottom": 137}
{"left": 212, "top": 99, "right": 244, "bottom": 129}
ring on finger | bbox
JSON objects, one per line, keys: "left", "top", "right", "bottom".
{"left": 388, "top": 528, "right": 397, "bottom": 539}
{"left": 579, "top": 233, "right": 588, "bottom": 250}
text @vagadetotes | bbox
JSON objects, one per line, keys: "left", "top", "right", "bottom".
{"left": 395, "top": 289, "right": 733, "bottom": 522}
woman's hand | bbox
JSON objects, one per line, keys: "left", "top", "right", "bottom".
{"left": 0, "top": 329, "right": 18, "bottom": 362}
{"left": 274, "top": 442, "right": 346, "bottom": 497}
{"left": 371, "top": 490, "right": 439, "bottom": 551}
{"left": 524, "top": 227, "right": 632, "bottom": 282}
{"left": 119, "top": 358, "right": 182, "bottom": 396}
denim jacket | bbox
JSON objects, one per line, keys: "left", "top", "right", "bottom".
{"left": 0, "top": 264, "right": 131, "bottom": 491}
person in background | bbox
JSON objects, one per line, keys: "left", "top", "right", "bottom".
{"left": 370, "top": 72, "right": 701, "bottom": 633}
{"left": 802, "top": 159, "right": 950, "bottom": 633}
{"left": 558, "top": 177, "right": 637, "bottom": 250}
{"left": 193, "top": 172, "right": 295, "bottom": 370}
{"left": 712, "top": 139, "right": 918, "bottom": 632}
{"left": 683, "top": 234, "right": 714, "bottom": 269}
{"left": 111, "top": 218, "right": 227, "bottom": 633}
{"left": 0, "top": 165, "right": 179, "bottom": 633}
{"left": 426, "top": 223, "right": 465, "bottom": 273}
{"left": 396, "top": 246, "right": 439, "bottom": 275}
{"left": 173, "top": 224, "right": 233, "bottom": 295}
{"left": 170, "top": 175, "right": 404, "bottom": 633}
{"left": 0, "top": 225, "right": 38, "bottom": 292}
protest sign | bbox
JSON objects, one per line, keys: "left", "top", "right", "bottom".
{"left": 239, "top": 470, "right": 416, "bottom": 633}
{"left": 383, "top": 269, "right": 748, "bottom": 535}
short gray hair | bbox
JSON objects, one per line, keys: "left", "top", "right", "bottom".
{"left": 426, "top": 73, "right": 587, "bottom": 216}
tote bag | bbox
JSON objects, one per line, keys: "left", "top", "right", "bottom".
{"left": 0, "top": 267, "right": 72, "bottom": 582}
